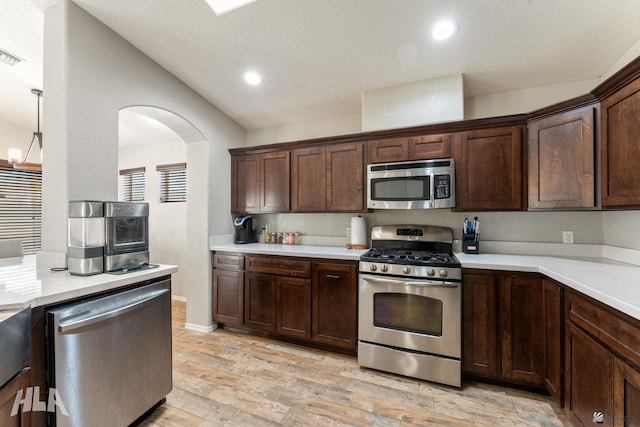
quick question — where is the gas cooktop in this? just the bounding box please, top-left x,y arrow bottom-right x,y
360,249 -> 459,267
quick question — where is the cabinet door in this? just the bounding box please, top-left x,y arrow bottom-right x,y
231,154 -> 260,213
244,273 -> 276,332
454,126 -> 524,211
462,272 -> 499,377
614,358 -> 640,427
543,279 -> 564,405
367,138 -> 409,163
312,262 -> 357,350
213,269 -> 244,327
0,368 -> 30,427
601,78 -> 640,208
327,142 -> 365,211
276,277 -> 311,339
408,134 -> 452,160
291,147 -> 327,211
566,323 -> 614,426
501,275 -> 544,385
528,106 -> 595,209
261,151 -> 290,212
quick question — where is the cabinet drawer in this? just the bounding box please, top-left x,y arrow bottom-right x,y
213,253 -> 244,270
566,291 -> 640,369
246,256 -> 311,278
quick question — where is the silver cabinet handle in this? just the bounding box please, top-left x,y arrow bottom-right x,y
58,288 -> 170,333
326,274 -> 340,279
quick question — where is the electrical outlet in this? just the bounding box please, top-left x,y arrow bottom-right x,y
562,231 -> 574,244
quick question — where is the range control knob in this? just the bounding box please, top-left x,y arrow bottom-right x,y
402,266 -> 411,275
439,269 -> 448,278
369,264 -> 377,272
381,264 -> 389,272
427,268 -> 436,277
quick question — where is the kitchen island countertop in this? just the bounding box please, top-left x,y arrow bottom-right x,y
0,252 -> 178,309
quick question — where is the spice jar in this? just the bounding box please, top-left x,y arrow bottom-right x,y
287,233 -> 295,245
265,232 -> 271,244
295,232 -> 302,245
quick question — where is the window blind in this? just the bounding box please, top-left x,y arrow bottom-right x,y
120,167 -> 146,201
0,161 -> 42,254
157,163 -> 186,203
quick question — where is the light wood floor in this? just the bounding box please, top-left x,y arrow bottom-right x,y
139,301 -> 572,426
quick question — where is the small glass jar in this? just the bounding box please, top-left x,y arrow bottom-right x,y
277,232 -> 284,244
265,232 -> 271,244
287,233 -> 295,245
295,232 -> 302,245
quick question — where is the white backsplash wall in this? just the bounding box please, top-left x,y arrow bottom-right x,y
255,210 -> 605,249
603,211 -> 640,250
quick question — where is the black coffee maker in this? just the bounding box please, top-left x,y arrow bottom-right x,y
233,215 -> 257,244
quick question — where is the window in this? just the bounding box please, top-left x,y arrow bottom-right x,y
157,163 -> 186,203
120,167 -> 146,201
0,161 -> 42,254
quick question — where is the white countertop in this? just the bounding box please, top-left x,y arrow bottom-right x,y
211,242 -> 640,322
210,242 -> 368,260
456,252 -> 640,321
0,252 -> 178,309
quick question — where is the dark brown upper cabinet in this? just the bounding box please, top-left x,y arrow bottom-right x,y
292,142 -> 365,212
367,133 -> 451,164
453,125 -> 525,211
600,77 -> 640,208
528,105 -> 596,210
231,151 -> 290,214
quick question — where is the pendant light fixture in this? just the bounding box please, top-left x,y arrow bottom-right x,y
24,88 -> 43,163
8,88 -> 43,170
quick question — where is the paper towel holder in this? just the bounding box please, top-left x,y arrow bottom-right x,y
347,215 -> 369,250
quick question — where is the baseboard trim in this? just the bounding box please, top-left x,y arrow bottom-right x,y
171,294 -> 187,302
185,322 -> 216,333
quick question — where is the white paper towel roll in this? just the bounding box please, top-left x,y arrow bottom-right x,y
350,216 -> 367,246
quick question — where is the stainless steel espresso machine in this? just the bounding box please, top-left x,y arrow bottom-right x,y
67,201 -> 150,275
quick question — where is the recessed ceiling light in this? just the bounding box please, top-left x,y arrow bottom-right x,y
431,19 -> 458,41
0,48 -> 23,66
204,0 -> 256,16
244,71 -> 262,86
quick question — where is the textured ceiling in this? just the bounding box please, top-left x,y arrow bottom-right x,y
2,0 -> 640,132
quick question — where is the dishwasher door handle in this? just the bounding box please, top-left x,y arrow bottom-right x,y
58,288 -> 170,333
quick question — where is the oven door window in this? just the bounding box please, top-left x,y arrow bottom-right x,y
373,293 -> 443,336
370,177 -> 430,201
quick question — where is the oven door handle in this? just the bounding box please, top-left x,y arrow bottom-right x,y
362,276 -> 459,288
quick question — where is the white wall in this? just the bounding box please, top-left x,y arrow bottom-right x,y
118,139 -> 188,299
43,0 -> 246,328
0,119 -> 38,163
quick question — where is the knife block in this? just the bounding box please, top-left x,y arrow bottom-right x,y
463,233 -> 479,254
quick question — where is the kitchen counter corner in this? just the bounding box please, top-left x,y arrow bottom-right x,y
210,243 -> 367,261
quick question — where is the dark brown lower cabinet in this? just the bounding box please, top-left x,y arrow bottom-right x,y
500,274 -> 544,384
463,270 -> 562,397
212,252 -> 358,353
0,368 -> 30,427
614,358 -> 640,427
565,289 -> 640,426
312,261 -> 357,351
245,273 -> 276,332
276,276 -> 311,339
566,323 -> 614,426
212,269 -> 244,327
462,272 -> 498,377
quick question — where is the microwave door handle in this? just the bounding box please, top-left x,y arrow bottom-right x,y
430,171 -> 435,207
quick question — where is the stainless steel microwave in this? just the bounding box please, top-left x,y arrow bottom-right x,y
367,158 -> 455,209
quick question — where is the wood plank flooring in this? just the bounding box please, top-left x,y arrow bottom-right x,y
139,301 -> 572,426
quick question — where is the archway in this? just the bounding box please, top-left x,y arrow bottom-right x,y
118,106 -> 206,300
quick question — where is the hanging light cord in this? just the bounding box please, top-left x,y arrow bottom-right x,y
23,89 -> 43,163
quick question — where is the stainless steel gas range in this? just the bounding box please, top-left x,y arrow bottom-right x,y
358,224 -> 462,387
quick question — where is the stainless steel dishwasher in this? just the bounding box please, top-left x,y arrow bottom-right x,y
47,279 -> 172,427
